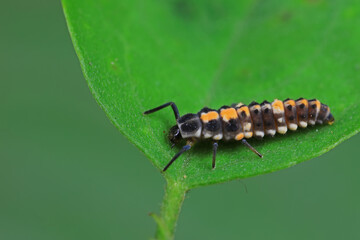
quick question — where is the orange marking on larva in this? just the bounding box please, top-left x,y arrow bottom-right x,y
315,100 -> 321,110
253,105 -> 261,110
286,100 -> 296,106
220,108 -> 238,121
200,111 -> 219,122
235,133 -> 244,140
237,106 -> 250,116
298,99 -> 308,107
272,100 -> 284,111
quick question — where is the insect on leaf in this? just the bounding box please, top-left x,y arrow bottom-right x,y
62,0 -> 360,189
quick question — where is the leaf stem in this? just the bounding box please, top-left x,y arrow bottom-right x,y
153,179 -> 187,240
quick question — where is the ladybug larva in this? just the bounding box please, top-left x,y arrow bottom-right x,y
143,98 -> 334,172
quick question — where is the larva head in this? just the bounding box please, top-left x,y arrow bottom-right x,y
168,125 -> 183,145
325,113 -> 335,125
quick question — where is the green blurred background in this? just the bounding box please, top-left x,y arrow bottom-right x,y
1,1 -> 359,239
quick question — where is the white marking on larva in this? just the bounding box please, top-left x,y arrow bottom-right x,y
266,129 -> 276,136
273,108 -> 284,114
244,123 -> 252,131
255,131 -> 264,138
261,104 -> 271,110
299,121 -> 307,128
245,132 -> 252,138
317,120 -> 323,124
194,128 -> 202,138
277,118 -> 283,123
204,132 -> 212,138
221,116 -> 229,122
309,120 -> 316,125
289,123 -> 298,131
277,126 -> 287,134
213,133 -> 223,140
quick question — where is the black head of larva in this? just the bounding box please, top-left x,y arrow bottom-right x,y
168,125 -> 183,145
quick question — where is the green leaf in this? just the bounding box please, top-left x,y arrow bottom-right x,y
62,0 -> 360,188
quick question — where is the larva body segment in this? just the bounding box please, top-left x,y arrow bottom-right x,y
271,99 -> 287,134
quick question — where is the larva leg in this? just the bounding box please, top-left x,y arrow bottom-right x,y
241,139 -> 263,158
212,142 -> 218,169
162,140 -> 193,172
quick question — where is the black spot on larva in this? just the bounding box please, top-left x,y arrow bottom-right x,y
287,105 -> 292,110
301,114 -> 306,119
288,116 -> 295,121
225,119 -> 239,132
296,97 -> 304,101
264,108 -> 270,113
205,119 -> 220,132
254,109 -> 259,114
312,104 -> 317,109
241,111 -> 246,118
256,123 -> 261,127
180,121 -> 199,132
266,121 -> 272,127
299,103 -> 305,109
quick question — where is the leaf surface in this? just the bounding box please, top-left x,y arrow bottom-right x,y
63,0 -> 360,188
